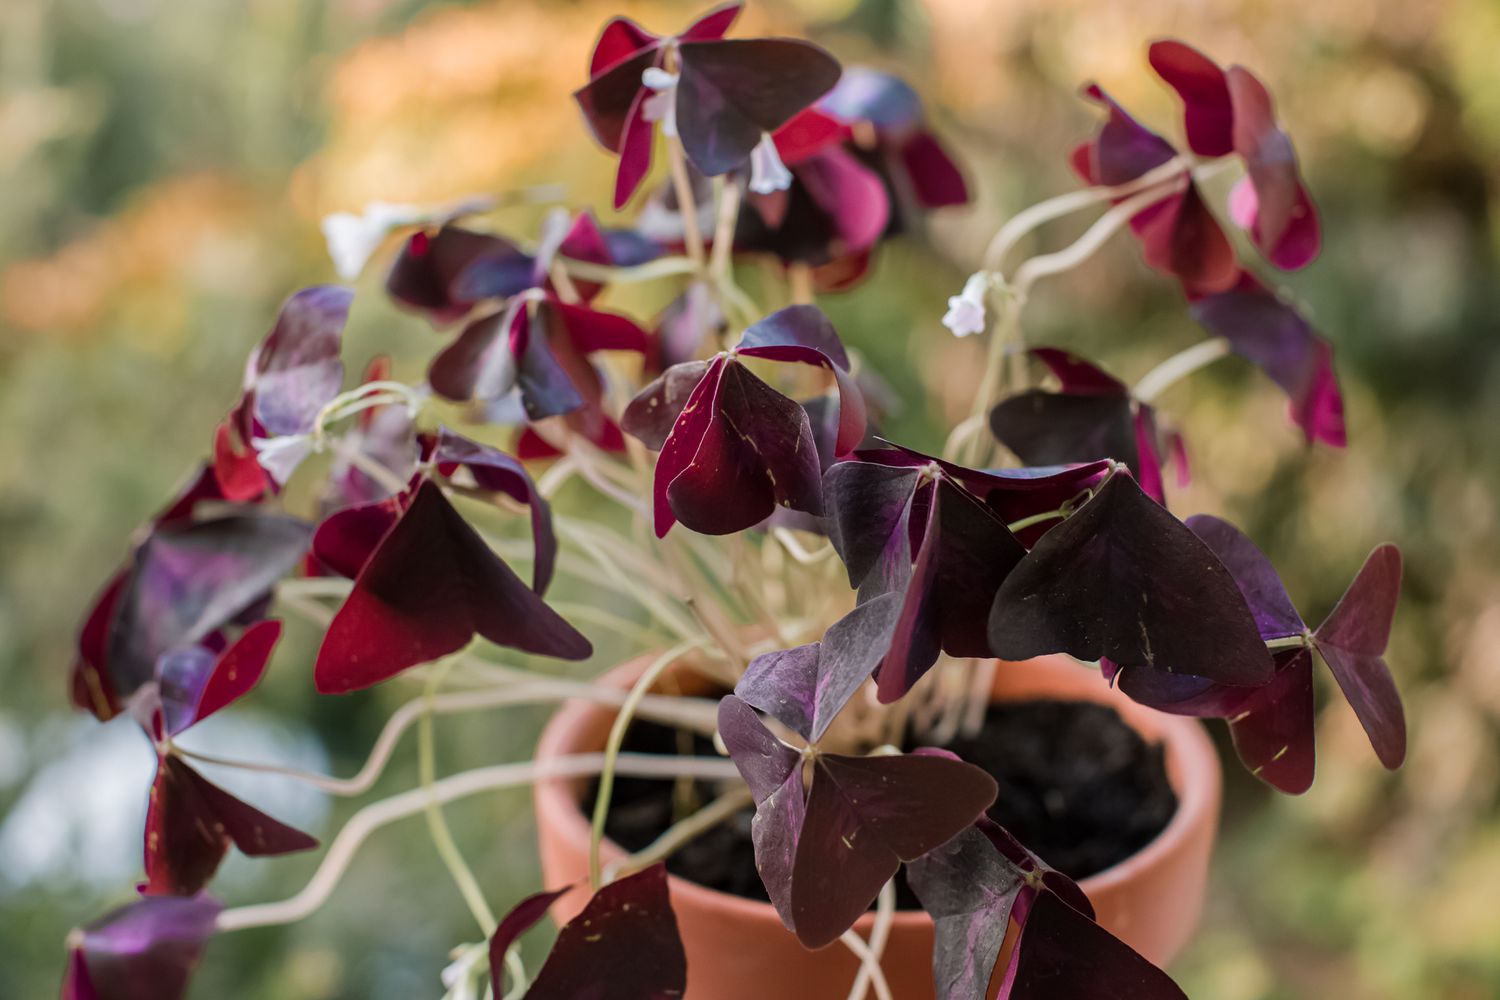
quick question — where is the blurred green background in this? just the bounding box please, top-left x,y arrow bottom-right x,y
2,0 -> 1498,997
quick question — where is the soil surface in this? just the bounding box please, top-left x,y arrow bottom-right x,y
583,698 -> 1177,908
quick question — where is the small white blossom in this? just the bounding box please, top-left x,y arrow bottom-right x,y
748,133 -> 793,195
319,201 -> 424,280
252,434 -> 314,485
641,66 -> 680,138
942,271 -> 992,338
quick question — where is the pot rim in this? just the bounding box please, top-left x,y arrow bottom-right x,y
534,652 -> 1219,932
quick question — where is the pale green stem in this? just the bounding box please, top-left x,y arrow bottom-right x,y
556,254 -> 700,285
1006,507 -> 1068,534
1133,337 -> 1232,404
178,677 -> 722,796
214,752 -> 741,933
982,157 -> 1189,272
419,656 -> 498,935
589,639 -> 708,888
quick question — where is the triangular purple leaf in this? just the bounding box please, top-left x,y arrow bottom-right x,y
1314,544 -> 1405,769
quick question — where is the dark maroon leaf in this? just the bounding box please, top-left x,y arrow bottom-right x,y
675,39 -> 841,176
1148,39 -> 1234,157
314,481 -> 590,693
1314,544 -> 1405,769
644,357 -> 824,537
789,750 -> 998,949
66,895 -> 221,1000
106,513 -> 311,705
312,493 -> 405,581
622,360 -> 712,450
1189,273 -> 1345,446
989,472 -> 1272,686
1001,890 -> 1186,1000
717,694 -> 804,801
824,460 -> 920,593
735,305 -> 866,453
387,226 -> 521,325
157,619 -> 281,736
144,754 -> 317,896
488,887 -> 572,998
990,390 -> 1137,472
1117,649 -> 1316,794
429,428 -> 556,593
246,286 -> 351,437
522,864 -> 687,1000
906,824 -> 1027,1000
736,146 -> 890,273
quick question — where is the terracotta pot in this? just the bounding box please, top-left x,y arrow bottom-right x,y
534,653 -> 1220,1000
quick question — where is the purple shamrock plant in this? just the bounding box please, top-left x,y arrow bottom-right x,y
58,12 -> 1402,1000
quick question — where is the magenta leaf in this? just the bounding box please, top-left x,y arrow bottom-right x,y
105,512 -> 311,705
675,38 -> 841,176
1147,39 -> 1234,157
246,285 -> 351,437
521,864 -> 687,999
65,894 -> 221,1000
487,887 -> 573,998
1001,890 -> 1186,1000
1189,273 -> 1346,446
738,145 -> 892,272
314,481 -> 589,693
157,619 -> 282,736
989,472 -> 1273,686
1314,544 -> 1405,769
428,428 -> 556,593
144,754 -> 317,896
1226,66 -> 1320,270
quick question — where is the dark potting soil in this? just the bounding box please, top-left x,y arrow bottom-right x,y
582,698 -> 1177,908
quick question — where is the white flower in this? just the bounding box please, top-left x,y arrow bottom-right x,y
252,434 -> 314,485
641,66 -> 680,138
942,271 -> 992,338
319,201 -> 424,280
748,133 -> 793,195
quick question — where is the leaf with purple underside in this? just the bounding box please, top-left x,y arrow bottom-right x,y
735,305 -> 866,454
246,286 -> 351,437
313,481 -> 590,694
989,473 -> 1272,686
1189,274 -> 1345,447
387,226 -> 522,325
1226,65 -> 1321,270
906,824 -> 1028,1000
521,864 -> 687,999
105,513 -> 311,705
66,894 -> 222,1000
157,619 -> 281,736
1314,544 -> 1405,769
